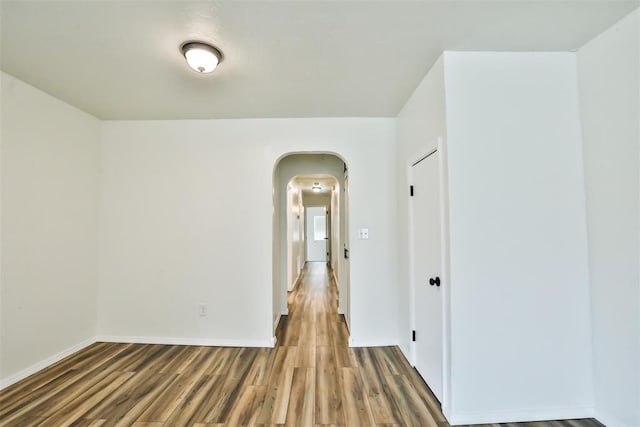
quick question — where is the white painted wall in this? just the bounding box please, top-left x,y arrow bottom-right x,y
396,55 -> 448,360
98,119 -> 398,347
444,52 -> 593,423
397,53 -> 597,424
577,10 -> 640,427
0,72 -> 99,386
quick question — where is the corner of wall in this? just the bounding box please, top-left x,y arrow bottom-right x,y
0,337 -> 96,390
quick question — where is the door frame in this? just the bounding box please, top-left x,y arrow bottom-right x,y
342,173 -> 350,330
272,152 -> 351,343
407,137 -> 452,414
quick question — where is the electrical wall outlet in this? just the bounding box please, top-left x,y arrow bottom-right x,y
358,228 -> 369,239
199,303 -> 208,317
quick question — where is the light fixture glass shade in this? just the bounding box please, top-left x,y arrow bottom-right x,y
181,42 -> 223,74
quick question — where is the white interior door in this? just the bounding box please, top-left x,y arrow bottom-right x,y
306,206 -> 327,261
411,150 -> 443,402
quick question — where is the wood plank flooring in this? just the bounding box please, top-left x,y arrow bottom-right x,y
1,262 -> 603,427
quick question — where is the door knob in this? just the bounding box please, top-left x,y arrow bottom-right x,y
429,278 -> 435,286
429,277 -> 441,287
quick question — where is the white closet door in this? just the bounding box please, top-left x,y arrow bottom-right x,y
411,150 -> 443,402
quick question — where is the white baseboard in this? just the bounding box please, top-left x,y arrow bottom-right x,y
348,337 -> 397,348
398,343 -> 413,365
0,337 -> 95,390
595,408 -> 634,427
95,335 -> 276,348
343,317 -> 351,333
447,406 -> 595,425
0,332 -> 281,391
332,272 -> 347,317
442,404 -> 453,422
288,272 -> 303,292
274,314 -> 282,333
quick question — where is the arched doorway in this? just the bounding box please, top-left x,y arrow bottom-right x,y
272,153 -> 350,340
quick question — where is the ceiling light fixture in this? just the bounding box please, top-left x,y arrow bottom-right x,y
180,41 -> 223,74
312,185 -> 322,193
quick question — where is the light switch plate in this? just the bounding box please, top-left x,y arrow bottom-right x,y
199,303 -> 208,317
358,228 -> 369,239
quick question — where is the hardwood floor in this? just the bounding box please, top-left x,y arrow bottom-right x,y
1,262 -> 602,427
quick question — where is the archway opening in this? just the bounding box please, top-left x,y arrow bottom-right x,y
272,153 -> 350,340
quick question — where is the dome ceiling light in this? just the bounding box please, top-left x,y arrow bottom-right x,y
180,41 -> 223,74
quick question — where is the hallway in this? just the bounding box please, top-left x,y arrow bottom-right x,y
274,261 -> 447,426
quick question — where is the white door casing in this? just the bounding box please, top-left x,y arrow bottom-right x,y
342,175 -> 351,330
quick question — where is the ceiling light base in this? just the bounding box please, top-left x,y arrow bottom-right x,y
180,41 -> 223,74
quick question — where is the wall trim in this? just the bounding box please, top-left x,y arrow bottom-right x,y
332,270 -> 345,315
96,335 -> 276,348
595,409 -> 634,427
0,337 -> 96,390
1,333 -> 279,391
348,337 -> 397,348
448,406 -> 595,425
399,343 -> 413,366
288,270 -> 304,292
274,314 -> 282,334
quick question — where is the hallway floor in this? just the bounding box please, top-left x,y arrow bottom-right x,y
274,262 -> 447,426
0,262 -> 603,426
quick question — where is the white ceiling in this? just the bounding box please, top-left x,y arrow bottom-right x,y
1,1 -> 637,120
